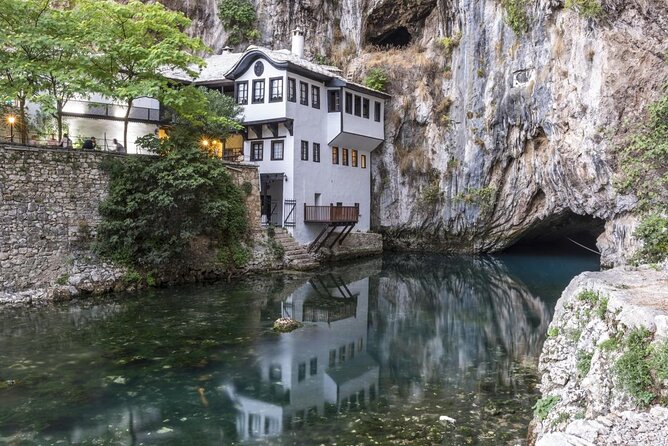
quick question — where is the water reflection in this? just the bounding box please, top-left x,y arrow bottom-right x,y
0,254 -> 597,445
224,273 -> 380,442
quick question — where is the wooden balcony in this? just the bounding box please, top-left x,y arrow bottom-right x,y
304,204 -> 359,224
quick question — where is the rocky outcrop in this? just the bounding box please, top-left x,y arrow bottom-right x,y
530,265 -> 668,445
165,0 -> 667,266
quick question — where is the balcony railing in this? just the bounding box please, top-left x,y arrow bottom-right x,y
304,204 -> 359,224
62,100 -> 161,122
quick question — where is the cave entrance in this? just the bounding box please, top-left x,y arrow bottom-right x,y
367,26 -> 412,48
504,211 -> 605,257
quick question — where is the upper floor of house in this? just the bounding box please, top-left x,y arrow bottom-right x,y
168,29 -> 390,153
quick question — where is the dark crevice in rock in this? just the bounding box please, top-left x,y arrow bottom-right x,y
367,26 -> 412,48
506,211 -> 606,255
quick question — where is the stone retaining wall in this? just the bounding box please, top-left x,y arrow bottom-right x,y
0,145 -> 261,297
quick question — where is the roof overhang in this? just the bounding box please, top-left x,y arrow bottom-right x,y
226,49 -> 331,83
326,79 -> 391,100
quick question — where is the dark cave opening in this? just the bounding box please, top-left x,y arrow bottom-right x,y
367,26 -> 412,48
503,211 -> 606,257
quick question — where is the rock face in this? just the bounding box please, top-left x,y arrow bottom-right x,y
530,265 -> 668,445
168,0 -> 667,266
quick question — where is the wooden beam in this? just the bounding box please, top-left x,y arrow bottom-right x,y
268,122 -> 279,138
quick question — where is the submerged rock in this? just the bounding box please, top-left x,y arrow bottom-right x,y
272,317 -> 302,333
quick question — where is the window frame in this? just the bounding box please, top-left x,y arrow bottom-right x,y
362,98 -> 370,119
351,149 -> 358,167
299,81 -> 309,105
332,146 -> 339,165
235,81 -> 248,105
328,90 -> 341,112
252,79 -> 265,104
269,77 -> 284,102
361,154 -> 367,169
354,95 -> 361,117
313,143 -> 320,162
250,141 -> 264,161
301,140 -> 309,161
342,148 -> 349,166
287,77 -> 296,102
345,92 -> 353,114
271,140 -> 284,160
311,85 -> 320,109
374,101 -> 381,122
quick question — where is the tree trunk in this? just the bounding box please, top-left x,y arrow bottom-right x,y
123,99 -> 133,150
56,99 -> 63,140
18,96 -> 27,144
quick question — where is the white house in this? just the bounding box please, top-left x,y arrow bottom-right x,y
221,274 -> 379,441
221,32 -> 389,248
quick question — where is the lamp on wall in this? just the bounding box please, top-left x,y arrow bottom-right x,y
283,173 -> 288,182
7,115 -> 16,143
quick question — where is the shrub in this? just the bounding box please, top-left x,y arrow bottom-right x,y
633,213 -> 668,265
576,350 -> 594,378
615,327 -> 655,407
533,395 -> 560,421
547,326 -> 560,337
363,68 -> 389,92
502,0 -> 529,35
241,181 -> 254,195
421,181 -> 443,206
454,186 -> 497,212
97,135 -> 249,272
651,339 -> 668,380
437,33 -> 461,55
218,0 -> 258,46
565,0 -> 603,18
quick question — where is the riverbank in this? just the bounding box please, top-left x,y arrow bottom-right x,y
530,264 -> 668,445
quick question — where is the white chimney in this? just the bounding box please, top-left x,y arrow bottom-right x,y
221,46 -> 233,54
291,27 -> 305,58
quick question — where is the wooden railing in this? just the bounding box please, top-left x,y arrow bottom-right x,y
304,204 -> 359,223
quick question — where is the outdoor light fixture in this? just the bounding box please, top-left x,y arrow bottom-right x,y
201,139 -> 209,147
7,115 -> 16,143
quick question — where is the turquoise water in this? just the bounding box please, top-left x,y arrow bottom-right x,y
0,253 -> 599,445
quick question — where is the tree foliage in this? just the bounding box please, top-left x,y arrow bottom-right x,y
363,68 -> 389,92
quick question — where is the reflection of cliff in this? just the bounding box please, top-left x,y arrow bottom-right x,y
223,275 -> 379,442
370,255 -> 551,388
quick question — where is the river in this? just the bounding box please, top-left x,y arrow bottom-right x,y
0,251 -> 599,445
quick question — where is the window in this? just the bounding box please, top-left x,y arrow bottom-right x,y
251,141 -> 263,161
342,148 -> 349,166
301,140 -> 309,161
374,101 -> 381,122
345,92 -> 353,114
339,345 -> 346,363
313,143 -> 320,162
329,349 -> 336,367
269,77 -> 283,102
271,140 -> 284,160
312,85 -> 320,108
362,98 -> 370,118
298,362 -> 306,382
252,79 -> 265,103
328,90 -> 341,112
354,95 -> 361,116
300,81 -> 309,105
269,364 -> 282,381
332,146 -> 339,164
349,342 -> 355,359
310,357 -> 317,375
235,81 -> 248,105
351,149 -> 358,167
288,78 -> 296,102
361,154 -> 367,169
358,338 -> 363,352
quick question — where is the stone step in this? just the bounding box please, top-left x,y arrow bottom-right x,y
288,253 -> 313,261
285,248 -> 308,254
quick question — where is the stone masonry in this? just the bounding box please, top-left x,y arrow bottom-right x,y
0,145 -> 261,296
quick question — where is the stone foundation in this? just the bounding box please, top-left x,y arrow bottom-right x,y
316,231 -> 383,261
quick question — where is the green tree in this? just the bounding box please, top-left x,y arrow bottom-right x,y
77,0 -> 207,149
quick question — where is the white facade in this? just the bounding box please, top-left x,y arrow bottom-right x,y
223,47 -> 388,245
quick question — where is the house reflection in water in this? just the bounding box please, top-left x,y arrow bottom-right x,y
222,274 -> 379,442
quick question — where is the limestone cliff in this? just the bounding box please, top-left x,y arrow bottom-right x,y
166,0 -> 668,266
529,265 -> 668,445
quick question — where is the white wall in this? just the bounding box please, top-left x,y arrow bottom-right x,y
341,88 -> 384,141
235,58 -> 288,122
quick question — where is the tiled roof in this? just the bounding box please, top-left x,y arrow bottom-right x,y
163,46 -> 389,98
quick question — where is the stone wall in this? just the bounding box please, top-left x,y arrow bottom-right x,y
0,145 -> 262,298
